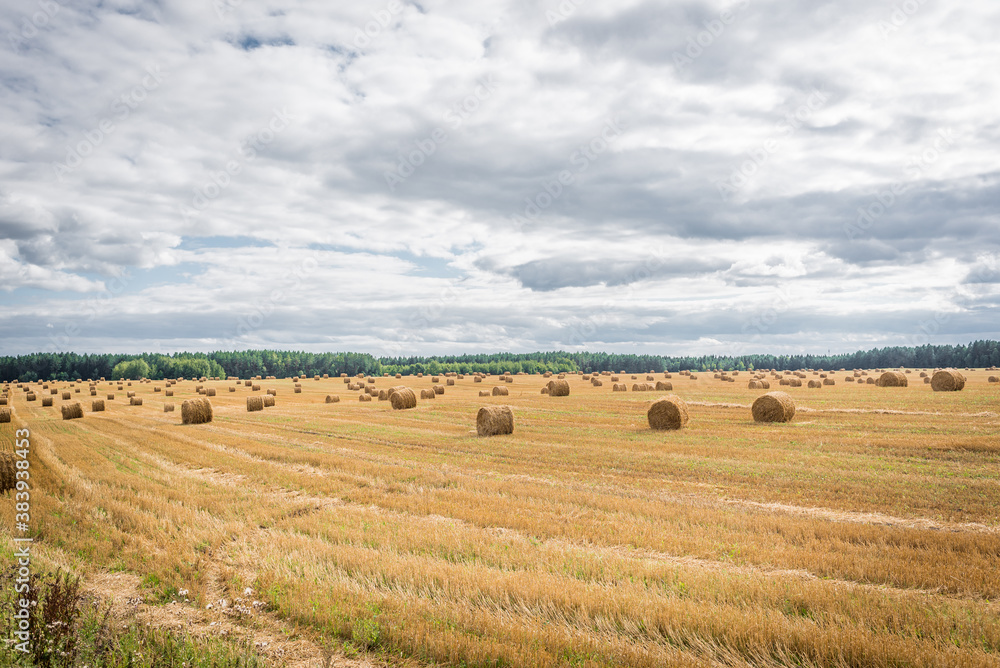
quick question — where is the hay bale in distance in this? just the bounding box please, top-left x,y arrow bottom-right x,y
91,400 -> 105,412
0,452 -> 16,492
164,403 -> 175,412
647,395 -> 689,430
326,395 -> 340,403
181,398 -> 213,424
492,386 -> 509,396
247,396 -> 264,412
655,381 -> 673,391
206,388 -> 217,397
540,387 -> 549,394
807,380 -> 822,388
61,391 -> 71,400
434,385 -> 445,395
0,407 -> 11,424
42,397 -> 53,407
130,397 -> 143,406
752,392 -> 795,423
263,395 -> 275,407
612,383 -> 627,392
420,389 -> 436,399
547,380 -> 570,396
107,393 -> 115,400
479,390 -> 491,397
931,369 -> 966,392
876,371 -> 908,387
823,378 -> 835,386
989,376 -> 999,383
61,402 -> 84,420
359,394 -> 372,402
390,388 -> 417,410
477,405 -> 514,437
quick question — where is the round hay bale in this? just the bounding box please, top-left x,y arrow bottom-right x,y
823,378 -> 835,386
130,397 -> 143,406
206,388 -> 217,397
778,379 -> 789,386
546,380 -> 570,396
989,376 -> 999,383
326,395 -> 340,403
655,381 -> 673,391
788,379 -> 802,387
434,385 -> 445,395
612,383 -> 627,392
247,396 -> 264,412
866,377 -> 876,384
876,371 -> 908,387
592,379 -> 603,386
474,376 -> 483,383
647,395 -> 689,430
61,391 -> 71,400
390,388 -> 417,410
931,369 -> 966,392
479,390 -> 491,397
181,398 -> 213,424
91,400 -> 105,412
107,393 -> 115,400
477,405 -> 513,437
420,389 -> 436,399
378,389 -> 389,401
492,386 -> 509,396
752,392 -> 795,423
61,402 -> 84,420
294,387 -> 302,394
263,395 -> 275,407
807,380 -> 822,388
0,407 -> 12,424
164,403 -> 175,412
431,376 -> 440,383
0,452 -> 16,493
42,397 -> 53,407
540,387 -> 549,394
446,378 -> 455,386
228,386 -> 236,392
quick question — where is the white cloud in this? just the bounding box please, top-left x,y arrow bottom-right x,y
0,0 -> 998,355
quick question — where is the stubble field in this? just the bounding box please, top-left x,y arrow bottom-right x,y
2,369 -> 1000,667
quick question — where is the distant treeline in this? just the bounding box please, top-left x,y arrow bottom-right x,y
1,341 -> 998,382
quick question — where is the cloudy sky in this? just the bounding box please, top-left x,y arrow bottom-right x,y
1,0 -> 998,358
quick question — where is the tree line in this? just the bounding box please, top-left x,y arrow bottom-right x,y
1,341 -> 998,382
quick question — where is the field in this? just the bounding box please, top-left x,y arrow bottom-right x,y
2,369 -> 1000,667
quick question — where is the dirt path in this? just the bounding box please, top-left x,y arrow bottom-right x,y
81,569 -> 383,668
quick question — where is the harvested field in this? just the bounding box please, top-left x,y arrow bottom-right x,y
1,370 -> 999,667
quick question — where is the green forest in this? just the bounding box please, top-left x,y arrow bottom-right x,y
1,341 -> 998,382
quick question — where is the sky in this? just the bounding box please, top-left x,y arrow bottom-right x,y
1,0 -> 998,358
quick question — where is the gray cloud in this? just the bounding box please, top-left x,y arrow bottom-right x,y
0,0 -> 997,354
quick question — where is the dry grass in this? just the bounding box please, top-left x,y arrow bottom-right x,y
2,370 -> 1000,667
